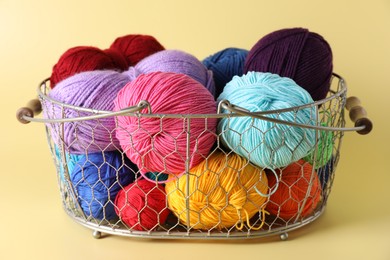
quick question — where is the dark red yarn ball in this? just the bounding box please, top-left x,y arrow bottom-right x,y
115,179 -> 170,231
50,34 -> 164,88
50,46 -> 128,88
244,28 -> 333,101
110,34 -> 165,66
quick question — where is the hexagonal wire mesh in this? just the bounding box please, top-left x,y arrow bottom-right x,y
37,74 -> 352,240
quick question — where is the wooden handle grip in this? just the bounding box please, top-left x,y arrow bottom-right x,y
16,98 -> 42,124
346,96 -> 373,135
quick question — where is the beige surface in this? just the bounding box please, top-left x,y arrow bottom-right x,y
1,0 -> 389,259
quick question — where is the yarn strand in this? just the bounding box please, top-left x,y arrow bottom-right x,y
235,208 -> 270,231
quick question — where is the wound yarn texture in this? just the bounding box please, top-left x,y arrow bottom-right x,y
244,27 -> 333,101
203,47 -> 248,98
114,71 -> 217,177
46,70 -> 131,154
115,179 -> 170,231
110,34 -> 165,66
165,152 -> 269,230
217,71 -> 317,169
70,150 -> 138,220
124,49 -> 215,96
266,159 -> 322,220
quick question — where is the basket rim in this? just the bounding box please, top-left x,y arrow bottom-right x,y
37,73 -> 347,121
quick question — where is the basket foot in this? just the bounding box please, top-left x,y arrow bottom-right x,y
280,232 -> 289,241
93,230 -> 102,239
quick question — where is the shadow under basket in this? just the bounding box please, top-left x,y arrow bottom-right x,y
17,73 -> 372,241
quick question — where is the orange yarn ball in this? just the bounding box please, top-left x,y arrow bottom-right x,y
266,159 -> 322,220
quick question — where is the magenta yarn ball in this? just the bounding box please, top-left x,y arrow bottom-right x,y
244,27 -> 333,101
114,71 -> 217,177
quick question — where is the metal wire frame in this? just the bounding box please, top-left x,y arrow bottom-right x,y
34,74 -> 350,240
26,74 -> 363,133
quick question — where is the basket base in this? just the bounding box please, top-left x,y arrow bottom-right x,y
63,205 -> 326,241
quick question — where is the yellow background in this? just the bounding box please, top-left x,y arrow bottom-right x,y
1,0 -> 389,259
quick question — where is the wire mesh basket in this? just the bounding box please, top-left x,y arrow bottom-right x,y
17,73 -> 372,240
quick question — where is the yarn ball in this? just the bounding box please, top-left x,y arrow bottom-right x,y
46,70 -> 130,154
217,72 -> 316,169
165,152 -> 269,230
244,27 -> 333,101
203,47 -> 248,97
50,46 -> 128,88
54,146 -> 82,181
115,179 -> 170,231
125,49 -> 215,96
114,71 -> 217,176
303,123 -> 334,168
317,156 -> 335,191
70,150 -> 138,220
110,34 -> 165,66
266,159 -> 322,220
144,172 -> 170,183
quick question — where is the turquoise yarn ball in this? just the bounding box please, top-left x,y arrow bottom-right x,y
54,146 -> 82,181
217,72 -> 317,169
144,172 -> 169,183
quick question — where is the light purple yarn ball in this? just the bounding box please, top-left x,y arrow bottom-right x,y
45,70 -> 130,154
124,49 -> 216,97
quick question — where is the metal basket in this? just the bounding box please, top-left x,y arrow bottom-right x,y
17,73 -> 372,240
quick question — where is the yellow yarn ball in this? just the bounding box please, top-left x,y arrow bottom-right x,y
165,152 -> 269,230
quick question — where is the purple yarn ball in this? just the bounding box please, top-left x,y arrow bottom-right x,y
45,70 -> 130,154
124,49 -> 215,96
244,27 -> 333,101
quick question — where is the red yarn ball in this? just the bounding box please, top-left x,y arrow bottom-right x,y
115,179 -> 170,231
50,46 -> 128,88
266,159 -> 322,220
110,34 -> 165,66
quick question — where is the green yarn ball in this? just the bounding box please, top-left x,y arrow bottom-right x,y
304,123 -> 333,169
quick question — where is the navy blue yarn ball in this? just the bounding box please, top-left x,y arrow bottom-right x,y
70,150 -> 138,220
317,156 -> 335,191
203,47 -> 248,98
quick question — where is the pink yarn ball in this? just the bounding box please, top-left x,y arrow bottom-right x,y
114,72 -> 217,178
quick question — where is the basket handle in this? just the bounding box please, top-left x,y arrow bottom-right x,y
219,99 -> 373,134
16,98 -> 152,124
16,98 -> 42,124
345,96 -> 373,135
